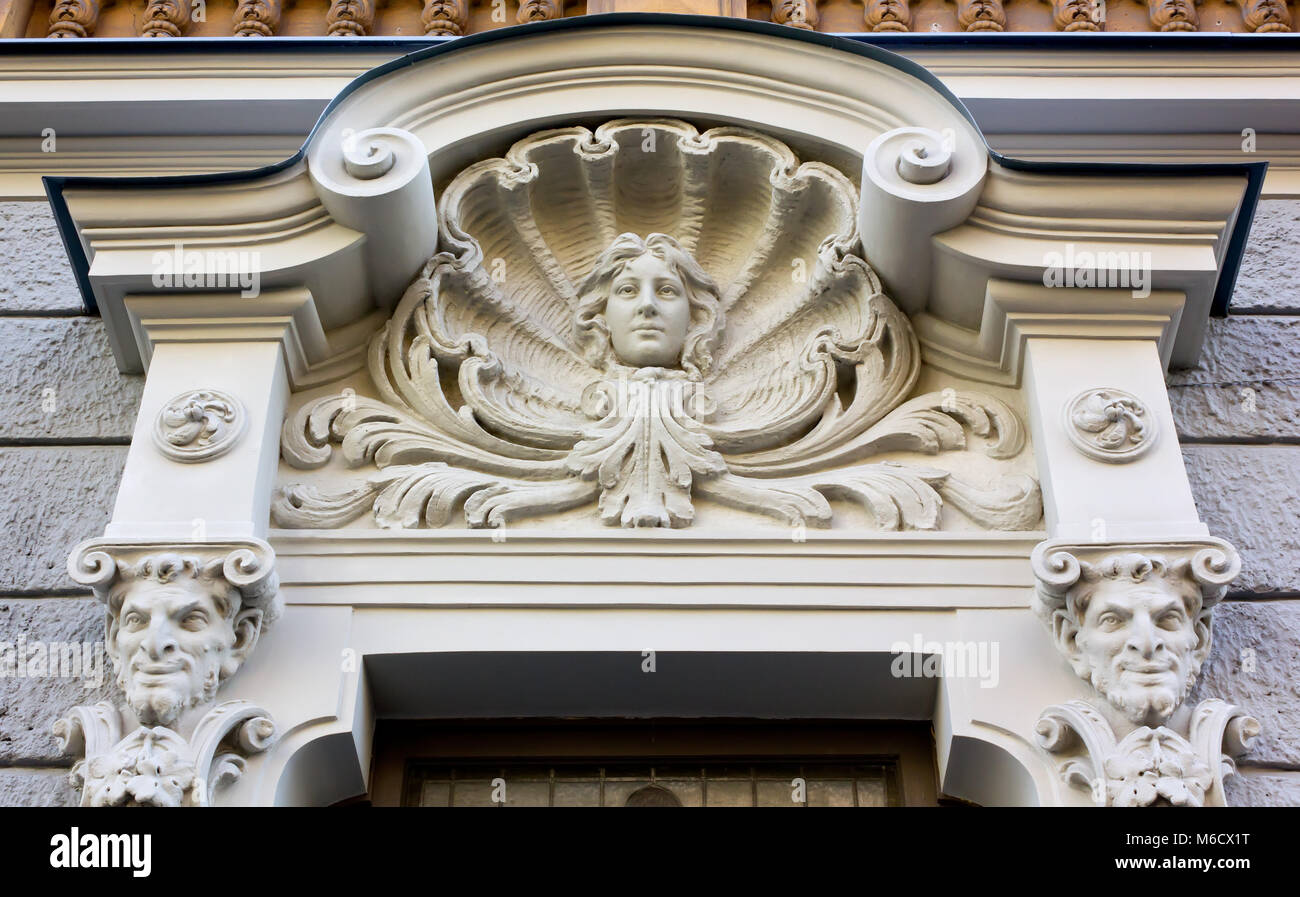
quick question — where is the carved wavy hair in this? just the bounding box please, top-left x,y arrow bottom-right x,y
1034,553 -> 1215,627
574,232 -> 724,379
104,554 -> 280,629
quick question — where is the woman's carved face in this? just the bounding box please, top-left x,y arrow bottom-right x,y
604,253 -> 691,368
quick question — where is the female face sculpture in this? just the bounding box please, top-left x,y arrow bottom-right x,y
575,232 -> 723,378
604,252 -> 692,369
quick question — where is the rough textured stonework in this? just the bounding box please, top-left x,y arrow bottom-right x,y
1224,769 -> 1300,807
0,318 -> 143,441
1182,445 -> 1300,595
0,597 -> 114,765
1232,200 -> 1300,313
0,447 -> 128,594
1190,598 -> 1300,767
0,202 -> 84,315
0,768 -> 77,808
1168,316 -> 1300,441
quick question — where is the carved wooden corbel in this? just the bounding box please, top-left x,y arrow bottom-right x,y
772,0 -> 819,30
326,0 -> 374,36
517,0 -> 563,22
864,0 -> 911,31
1047,0 -> 1101,30
47,0 -> 100,37
1148,0 -> 1198,30
957,0 -> 1006,30
141,0 -> 192,36
1238,0 -> 1291,31
422,0 -> 469,35
233,0 -> 282,35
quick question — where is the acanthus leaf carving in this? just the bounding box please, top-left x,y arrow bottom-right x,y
279,120 -> 1042,534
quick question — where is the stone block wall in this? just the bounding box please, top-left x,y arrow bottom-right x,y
0,197 -> 1295,806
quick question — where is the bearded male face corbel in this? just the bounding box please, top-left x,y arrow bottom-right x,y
106,557 -> 266,727
1033,545 -> 1235,731
69,541 -> 280,729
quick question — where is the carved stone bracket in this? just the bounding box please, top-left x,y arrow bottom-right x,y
1063,387 -> 1156,463
141,0 -> 192,36
422,0 -> 468,35
1047,0 -> 1101,30
153,389 -> 247,463
1149,0 -> 1198,30
1238,0 -> 1291,31
518,0 -> 563,22
1030,538 -> 1257,805
55,700 -> 276,807
233,0 -> 282,35
326,0 -> 373,36
864,0 -> 911,31
47,0 -> 101,37
772,0 -> 818,30
59,538 -> 281,806
957,0 -> 1006,31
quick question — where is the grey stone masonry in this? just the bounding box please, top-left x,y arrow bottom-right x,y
0,202 -> 84,315
1233,199 -> 1300,313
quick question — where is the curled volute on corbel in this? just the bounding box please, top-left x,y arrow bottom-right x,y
1148,0 -> 1198,30
864,0 -> 911,31
47,0 -> 101,37
772,0 -> 819,29
1238,0 -> 1291,31
326,0 -> 374,35
141,0 -> 192,36
517,0 -> 562,22
957,0 -> 1006,30
233,0 -> 282,35
1048,0 -> 1101,30
422,0 -> 469,35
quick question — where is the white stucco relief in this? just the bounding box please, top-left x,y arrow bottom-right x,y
274,120 -> 1042,533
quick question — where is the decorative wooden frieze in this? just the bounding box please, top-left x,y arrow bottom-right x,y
421,0 -> 469,35
1238,0 -> 1291,31
233,0 -> 281,35
1031,540 -> 1259,806
772,0 -> 818,30
279,119 -> 1042,534
1063,387 -> 1156,463
957,0 -> 1006,31
57,539 -> 282,806
517,0 -> 563,22
47,0 -> 100,37
1048,0 -> 1101,30
141,0 -> 192,36
864,0 -> 911,31
1148,0 -> 1198,30
326,0 -> 373,36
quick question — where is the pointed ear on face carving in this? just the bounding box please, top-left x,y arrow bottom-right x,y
1051,607 -> 1092,679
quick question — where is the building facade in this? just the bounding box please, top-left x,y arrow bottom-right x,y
0,14 -> 1297,807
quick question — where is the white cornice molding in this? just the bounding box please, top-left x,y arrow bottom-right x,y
48,23 -> 1254,380
1,38 -> 1297,197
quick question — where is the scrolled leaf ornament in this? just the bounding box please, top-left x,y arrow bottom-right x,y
277,120 -> 1042,533
1064,387 -> 1156,463
153,389 -> 247,463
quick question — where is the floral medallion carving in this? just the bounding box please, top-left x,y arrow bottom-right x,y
277,120 -> 1041,533
1031,540 -> 1259,806
154,389 -> 247,463
1063,387 -> 1156,463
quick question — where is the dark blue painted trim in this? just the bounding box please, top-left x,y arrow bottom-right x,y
39,14 -> 1267,317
